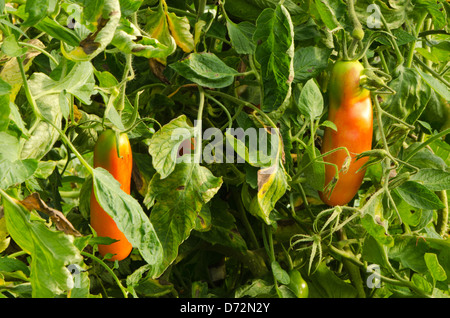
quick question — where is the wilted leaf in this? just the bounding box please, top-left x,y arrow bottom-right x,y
165,10 -> 194,53
20,192 -> 81,237
112,20 -> 176,59
249,130 -> 289,224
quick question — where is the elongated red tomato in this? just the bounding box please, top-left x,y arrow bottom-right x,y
319,60 -> 373,206
90,130 -> 133,261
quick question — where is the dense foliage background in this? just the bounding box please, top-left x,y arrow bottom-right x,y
0,0 -> 449,299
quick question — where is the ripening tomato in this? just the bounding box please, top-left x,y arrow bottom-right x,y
90,130 -> 133,261
319,60 -> 373,206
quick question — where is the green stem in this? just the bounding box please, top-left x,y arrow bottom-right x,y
379,11 -> 404,66
290,146 -> 350,184
414,55 -> 450,88
328,244 -> 431,298
195,86 -> 206,163
80,251 -> 128,298
403,128 -> 450,163
18,41 -> 59,65
232,190 -> 260,250
205,94 -> 233,130
17,56 -> 43,122
207,90 -> 278,129
436,190 -> 448,237
339,230 -> 366,298
406,12 -> 427,68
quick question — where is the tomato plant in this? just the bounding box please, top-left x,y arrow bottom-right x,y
0,0 -> 449,301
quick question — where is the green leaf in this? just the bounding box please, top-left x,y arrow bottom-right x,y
253,5 -> 294,112
169,52 -> 239,88
226,20 -> 256,55
301,146 -> 325,191
309,262 -> 357,298
360,190 -> 394,246
148,115 -> 194,179
194,198 -> 247,252
0,96 -> 10,132
396,181 -> 445,210
295,78 -> 323,121
23,0 -> 55,26
21,62 -> 94,160
1,192 -> 82,298
415,66 -> 450,102
361,235 -> 390,270
313,0 -> 341,31
0,159 -> 38,190
409,168 -> 450,191
271,261 -> 290,285
144,162 -> 222,276
92,168 -> 163,277
0,132 -> 20,161
1,34 -> 27,57
389,236 -> 430,274
224,131 -> 273,167
381,67 -> 431,126
119,0 -> 143,16
293,46 -> 332,83
424,253 -> 447,282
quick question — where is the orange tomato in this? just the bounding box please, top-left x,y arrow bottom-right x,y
90,130 -> 133,261
319,60 -> 373,206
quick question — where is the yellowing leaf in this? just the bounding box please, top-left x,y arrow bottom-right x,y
165,10 -> 195,53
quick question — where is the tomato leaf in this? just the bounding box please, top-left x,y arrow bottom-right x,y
253,4 -> 294,112
169,52 -> 239,88
112,20 -> 176,59
165,10 -> 194,53
409,168 -> 450,191
360,190 -> 394,246
294,78 -> 323,121
226,20 -> 256,55
395,181 -> 445,210
293,46 -> 332,83
144,162 -> 222,276
148,115 -> 194,179
249,149 -> 289,224
0,159 -> 38,190
424,253 -> 447,282
1,191 -> 82,298
92,168 -> 163,277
